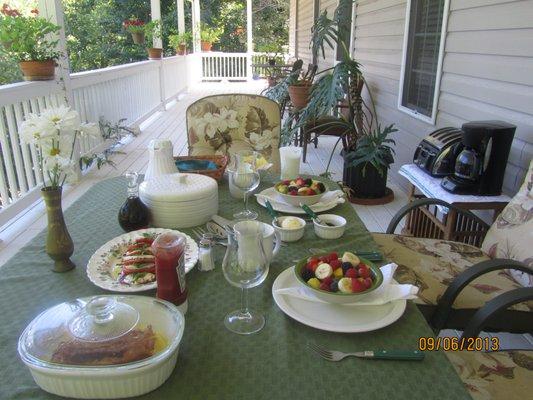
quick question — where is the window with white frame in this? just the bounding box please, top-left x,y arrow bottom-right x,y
399,0 -> 449,123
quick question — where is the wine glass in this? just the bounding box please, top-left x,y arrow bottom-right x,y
229,150 -> 260,220
222,221 -> 269,335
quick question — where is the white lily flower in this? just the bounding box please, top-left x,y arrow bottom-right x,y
19,115 -> 57,144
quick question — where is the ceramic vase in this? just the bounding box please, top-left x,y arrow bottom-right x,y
42,187 -> 75,272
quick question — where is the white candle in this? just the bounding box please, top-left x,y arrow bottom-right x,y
279,146 -> 302,180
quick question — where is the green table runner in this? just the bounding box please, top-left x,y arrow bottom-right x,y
0,175 -> 470,400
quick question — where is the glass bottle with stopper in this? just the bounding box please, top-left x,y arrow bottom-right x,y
118,171 -> 150,232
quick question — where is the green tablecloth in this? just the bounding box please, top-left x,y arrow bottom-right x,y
0,175 -> 471,400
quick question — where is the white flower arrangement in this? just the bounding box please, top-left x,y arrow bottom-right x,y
20,105 -> 100,188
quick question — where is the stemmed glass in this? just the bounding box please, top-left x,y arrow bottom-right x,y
222,221 -> 269,334
229,150 -> 260,220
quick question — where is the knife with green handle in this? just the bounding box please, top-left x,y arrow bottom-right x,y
265,200 -> 279,226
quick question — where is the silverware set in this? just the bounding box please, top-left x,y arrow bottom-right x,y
308,343 -> 424,362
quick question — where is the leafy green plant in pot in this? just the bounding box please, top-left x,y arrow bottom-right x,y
344,124 -> 397,198
144,20 -> 163,59
169,32 -> 191,55
0,5 -> 61,81
200,25 -> 223,52
123,17 -> 146,44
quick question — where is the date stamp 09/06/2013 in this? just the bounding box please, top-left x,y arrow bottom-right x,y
418,336 -> 500,352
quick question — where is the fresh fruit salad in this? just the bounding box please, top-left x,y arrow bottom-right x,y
300,252 -> 376,294
275,177 -> 326,196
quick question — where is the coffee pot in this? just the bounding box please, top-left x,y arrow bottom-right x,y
144,139 -> 178,181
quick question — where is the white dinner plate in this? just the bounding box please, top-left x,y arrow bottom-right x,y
256,187 -> 341,214
87,228 -> 198,292
272,267 -> 407,333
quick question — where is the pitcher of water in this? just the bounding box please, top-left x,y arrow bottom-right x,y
221,222 -> 269,335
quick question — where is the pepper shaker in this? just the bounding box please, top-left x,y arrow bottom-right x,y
198,238 -> 215,272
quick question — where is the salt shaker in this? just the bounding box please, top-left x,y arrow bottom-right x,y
198,238 -> 215,272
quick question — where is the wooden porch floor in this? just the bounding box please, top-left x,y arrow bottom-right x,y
1,81 -> 531,348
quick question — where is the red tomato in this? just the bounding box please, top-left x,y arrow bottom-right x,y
345,268 -> 358,279
330,259 -> 342,270
307,260 -> 319,272
328,252 -> 338,262
351,278 -> 366,293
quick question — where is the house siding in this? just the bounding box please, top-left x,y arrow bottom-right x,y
291,0 -> 533,195
294,0 -> 315,65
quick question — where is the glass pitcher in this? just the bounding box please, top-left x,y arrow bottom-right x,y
222,222 -> 269,335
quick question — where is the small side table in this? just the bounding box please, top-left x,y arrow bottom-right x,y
398,164 -> 510,243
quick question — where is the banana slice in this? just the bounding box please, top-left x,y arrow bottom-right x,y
341,252 -> 360,267
315,263 -> 333,280
338,277 -> 353,293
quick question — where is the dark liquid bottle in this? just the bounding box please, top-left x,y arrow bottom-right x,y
118,172 -> 150,231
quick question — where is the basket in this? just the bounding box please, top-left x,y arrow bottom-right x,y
174,155 -> 228,181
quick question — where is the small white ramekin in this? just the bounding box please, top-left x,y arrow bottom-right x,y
313,214 -> 346,239
272,216 -> 306,242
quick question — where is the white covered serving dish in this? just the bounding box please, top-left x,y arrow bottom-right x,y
18,295 -> 185,399
139,173 -> 218,228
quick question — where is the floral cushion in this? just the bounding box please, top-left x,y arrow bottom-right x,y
186,94 -> 281,172
371,233 -> 532,312
446,350 -> 533,400
481,160 -> 533,287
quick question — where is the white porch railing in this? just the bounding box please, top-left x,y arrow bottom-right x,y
0,55 -> 193,225
201,52 -> 249,81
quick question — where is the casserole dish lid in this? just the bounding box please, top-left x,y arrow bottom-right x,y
139,173 -> 218,203
18,295 -> 184,369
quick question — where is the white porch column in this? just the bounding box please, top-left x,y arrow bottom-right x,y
150,0 -> 163,49
38,0 -> 73,105
191,0 -> 201,53
177,0 -> 185,34
246,0 -> 253,80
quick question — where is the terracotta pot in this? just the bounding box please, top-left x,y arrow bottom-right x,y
176,44 -> 187,55
19,60 -> 56,81
41,187 -> 75,272
148,48 -> 163,60
288,84 -> 311,110
201,41 -> 212,52
131,31 -> 145,44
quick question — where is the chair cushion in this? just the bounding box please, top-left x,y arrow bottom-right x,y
186,94 -> 281,172
481,160 -> 533,287
446,350 -> 533,400
371,233 -> 531,312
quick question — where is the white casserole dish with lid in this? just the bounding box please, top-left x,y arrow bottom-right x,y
18,295 -> 185,399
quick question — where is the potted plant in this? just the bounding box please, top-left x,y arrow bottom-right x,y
144,20 -> 163,59
0,5 -> 61,81
123,17 -> 145,44
200,25 -> 223,52
343,124 -> 396,198
288,78 -> 313,109
19,106 -> 100,272
169,32 -> 191,55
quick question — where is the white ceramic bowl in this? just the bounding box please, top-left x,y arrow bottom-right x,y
18,296 -> 185,399
272,216 -> 306,242
313,214 -> 346,239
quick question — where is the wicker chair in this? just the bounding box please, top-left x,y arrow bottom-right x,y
372,161 -> 533,332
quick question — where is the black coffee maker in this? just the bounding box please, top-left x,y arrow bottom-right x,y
441,121 -> 516,195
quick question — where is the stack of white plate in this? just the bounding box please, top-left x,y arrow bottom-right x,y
139,173 -> 218,228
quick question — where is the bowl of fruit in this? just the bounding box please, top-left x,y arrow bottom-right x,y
295,251 -> 383,304
274,177 -> 328,206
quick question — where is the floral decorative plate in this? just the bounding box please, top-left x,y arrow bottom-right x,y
86,228 -> 199,292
